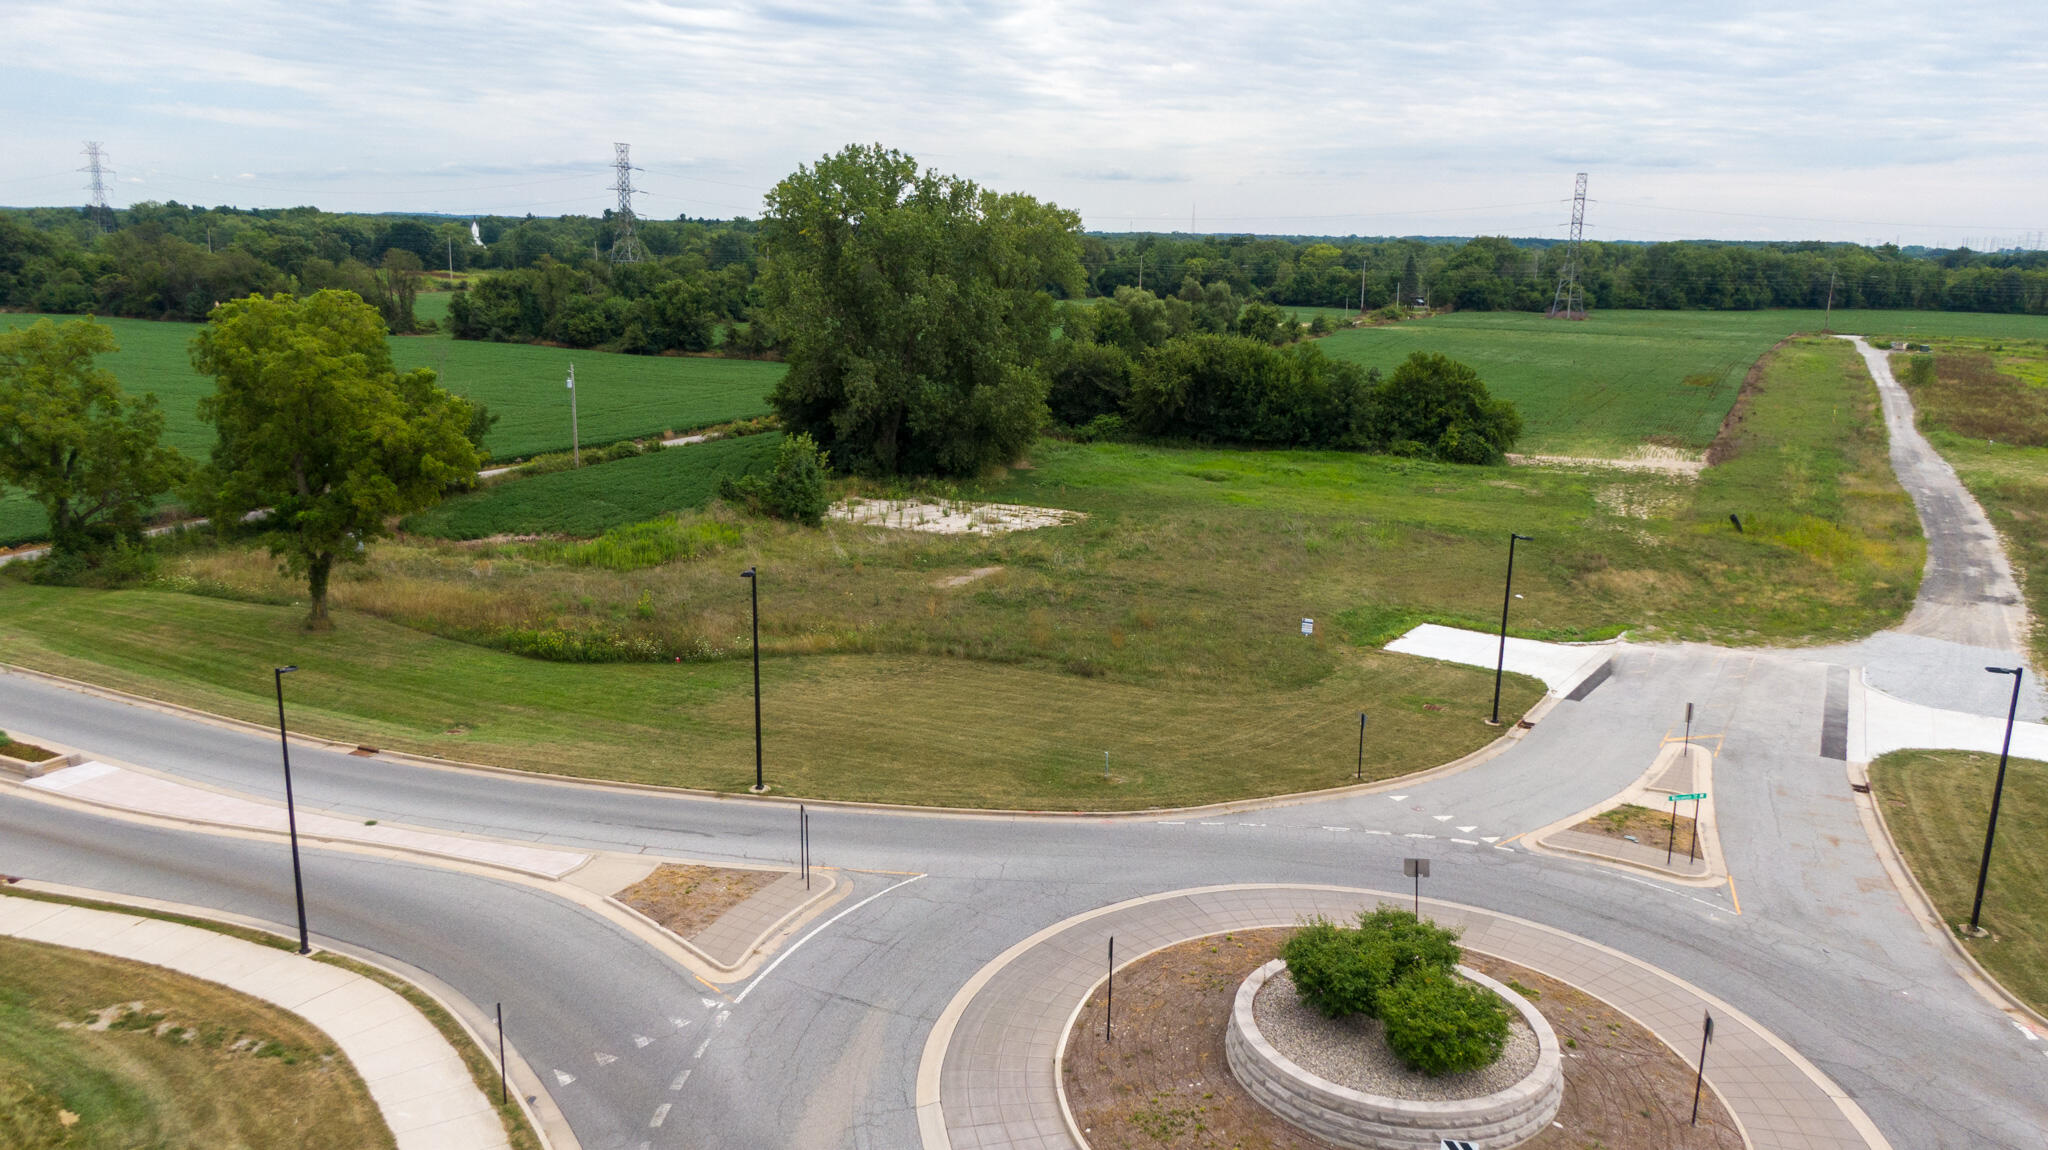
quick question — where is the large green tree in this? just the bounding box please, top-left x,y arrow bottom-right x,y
757,144 -> 1085,476
191,290 -> 481,628
0,318 -> 189,563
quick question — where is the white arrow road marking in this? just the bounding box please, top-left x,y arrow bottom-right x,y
594,1051 -> 617,1066
715,1010 -> 730,1028
700,998 -> 720,1010
693,1037 -> 712,1059
1388,795 -> 1408,802
554,1069 -> 576,1086
670,1070 -> 692,1090
650,1103 -> 671,1128
634,1035 -> 653,1048
1457,826 -> 1477,833
1432,815 -> 1453,822
1480,836 -> 1500,843
670,1017 -> 691,1029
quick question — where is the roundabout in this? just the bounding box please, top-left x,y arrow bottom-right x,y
919,885 -> 1885,1150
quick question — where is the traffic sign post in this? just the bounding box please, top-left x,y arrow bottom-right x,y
1403,857 -> 1430,915
1666,793 -> 1706,866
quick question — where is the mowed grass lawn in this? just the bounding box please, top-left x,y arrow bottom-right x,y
0,935 -> 393,1150
1870,750 -> 2048,1016
1318,308 -> 2048,458
0,313 -> 783,545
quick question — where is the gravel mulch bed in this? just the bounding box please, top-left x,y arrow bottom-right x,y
614,863 -> 778,938
1252,969 -> 1538,1100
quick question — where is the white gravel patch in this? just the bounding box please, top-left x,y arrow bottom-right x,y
1508,445 -> 1706,477
828,498 -> 1083,535
1252,969 -> 1537,1101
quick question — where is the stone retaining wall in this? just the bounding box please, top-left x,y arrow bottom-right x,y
1225,959 -> 1563,1150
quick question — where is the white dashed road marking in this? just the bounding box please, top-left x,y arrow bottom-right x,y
634,1035 -> 653,1048
1406,833 -> 1435,839
1452,838 -> 1479,845
670,1070 -> 692,1090
694,1037 -> 712,1059
650,1103 -> 671,1128
1365,829 -> 1391,835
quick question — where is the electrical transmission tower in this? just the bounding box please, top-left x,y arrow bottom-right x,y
610,143 -> 644,263
1548,172 -> 1588,320
79,142 -> 114,231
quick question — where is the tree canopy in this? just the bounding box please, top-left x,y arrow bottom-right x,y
191,290 -> 481,627
757,144 -> 1085,476
0,318 -> 189,570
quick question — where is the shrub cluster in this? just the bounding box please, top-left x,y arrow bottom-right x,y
717,432 -> 831,526
1280,908 -> 1509,1077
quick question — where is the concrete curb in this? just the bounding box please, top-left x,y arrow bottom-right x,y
0,658 -> 1543,821
599,868 -> 844,975
1850,758 -> 2048,1035
1522,740 -> 1729,889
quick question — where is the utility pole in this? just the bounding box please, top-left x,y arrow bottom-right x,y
1548,172 -> 1587,319
1360,259 -> 1369,314
1823,269 -> 1838,332
566,364 -> 580,467
447,236 -> 456,289
610,143 -> 644,263
79,142 -> 113,232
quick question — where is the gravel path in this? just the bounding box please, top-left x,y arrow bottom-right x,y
1251,968 -> 1537,1101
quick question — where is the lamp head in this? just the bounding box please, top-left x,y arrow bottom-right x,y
276,665 -> 298,675
1512,533 -> 1532,541
741,567 -> 756,579
1986,665 -> 2021,676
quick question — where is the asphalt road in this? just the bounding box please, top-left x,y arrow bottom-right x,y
3,336 -> 2045,1148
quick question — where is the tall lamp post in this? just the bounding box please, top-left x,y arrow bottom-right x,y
1967,665 -> 2025,934
742,567 -> 764,793
1490,533 -> 1533,726
272,666 -> 311,955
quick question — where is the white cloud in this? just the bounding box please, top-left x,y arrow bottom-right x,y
0,0 -> 2042,243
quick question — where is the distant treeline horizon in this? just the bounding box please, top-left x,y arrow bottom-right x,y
3,202 -> 2045,356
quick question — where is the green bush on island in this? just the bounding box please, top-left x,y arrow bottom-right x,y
1281,907 -> 1508,1077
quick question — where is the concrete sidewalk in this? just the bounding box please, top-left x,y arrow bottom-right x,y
0,895 -> 511,1150
21,759 -> 592,879
921,885 -> 1885,1150
1385,623 -> 1612,694
1856,678 -> 2048,762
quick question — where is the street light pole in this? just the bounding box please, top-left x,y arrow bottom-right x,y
1355,713 -> 1367,782
1490,533 -> 1532,726
742,567 -> 763,793
1968,666 -> 2025,934
272,666 -> 310,955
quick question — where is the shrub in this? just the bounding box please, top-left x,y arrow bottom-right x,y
1281,908 -> 1463,1020
1378,966 -> 1510,1077
1369,352 -> 1523,465
719,432 -> 831,526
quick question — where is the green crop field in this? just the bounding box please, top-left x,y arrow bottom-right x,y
400,433 -> 781,539
1316,309 -> 2048,458
0,313 -> 783,546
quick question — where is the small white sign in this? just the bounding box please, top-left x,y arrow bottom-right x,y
1301,617 -> 1314,636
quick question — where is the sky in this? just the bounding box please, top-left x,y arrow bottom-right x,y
3,0 -> 2044,247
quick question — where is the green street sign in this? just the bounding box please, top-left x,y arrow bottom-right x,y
1668,792 -> 1707,802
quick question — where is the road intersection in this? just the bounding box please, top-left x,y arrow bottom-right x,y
3,336 -> 2046,1148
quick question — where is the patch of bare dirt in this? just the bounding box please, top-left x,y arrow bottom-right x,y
1572,802 -> 1703,857
1061,928 -> 1741,1150
935,566 -> 1004,588
615,863 -> 778,938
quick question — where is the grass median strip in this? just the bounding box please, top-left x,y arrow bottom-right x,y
1869,749 -> 2048,1017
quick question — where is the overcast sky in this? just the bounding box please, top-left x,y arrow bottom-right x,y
4,1 -> 2043,246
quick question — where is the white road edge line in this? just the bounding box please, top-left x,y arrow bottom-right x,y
733,873 -> 927,1005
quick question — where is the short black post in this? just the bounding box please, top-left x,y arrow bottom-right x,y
1105,936 -> 1115,1043
1355,712 -> 1367,782
273,666 -> 310,955
496,1002 -> 507,1105
1666,800 -> 1679,867
1969,666 -> 2025,933
1688,796 -> 1702,863
1691,1010 -> 1714,1125
1490,533 -> 1532,726
742,567 -> 763,792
